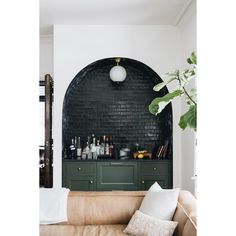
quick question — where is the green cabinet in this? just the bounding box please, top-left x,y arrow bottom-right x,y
63,162 -> 96,190
97,162 -> 138,190
62,160 -> 172,191
139,162 -> 171,190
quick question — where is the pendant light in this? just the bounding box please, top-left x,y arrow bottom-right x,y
109,58 -> 127,83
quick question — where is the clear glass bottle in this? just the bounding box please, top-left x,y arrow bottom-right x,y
105,136 -> 110,155
91,136 -> 97,159
74,137 -> 78,157
96,139 -> 101,156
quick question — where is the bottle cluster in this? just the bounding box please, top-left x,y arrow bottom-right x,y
64,134 -> 114,160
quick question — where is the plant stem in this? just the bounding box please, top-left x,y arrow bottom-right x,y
182,86 -> 197,106
177,74 -> 197,106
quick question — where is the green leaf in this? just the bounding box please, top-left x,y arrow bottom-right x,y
153,76 -> 177,92
149,90 -> 183,115
187,52 -> 197,65
178,105 -> 197,130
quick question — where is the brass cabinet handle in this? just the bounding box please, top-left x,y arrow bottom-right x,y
77,167 -> 82,171
141,180 -> 145,184
90,180 -> 93,184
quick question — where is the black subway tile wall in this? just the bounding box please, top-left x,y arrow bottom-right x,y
62,58 -> 172,158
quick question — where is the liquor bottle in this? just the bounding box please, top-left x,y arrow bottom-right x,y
63,147 -> 68,159
109,136 -> 114,157
90,134 -> 95,148
87,136 -> 91,149
74,137 -> 78,157
91,136 -> 97,159
105,136 -> 110,155
100,135 -> 105,155
85,141 -> 90,159
96,138 -> 101,156
76,137 -> 82,159
70,139 -> 76,159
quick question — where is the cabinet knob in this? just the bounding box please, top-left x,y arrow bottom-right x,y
77,167 -> 82,171
153,167 -> 157,171
141,180 -> 145,184
90,180 -> 93,184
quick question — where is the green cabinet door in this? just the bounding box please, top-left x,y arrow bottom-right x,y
97,162 -> 138,191
139,161 -> 172,189
139,176 -> 169,190
62,162 -> 96,191
65,176 -> 95,191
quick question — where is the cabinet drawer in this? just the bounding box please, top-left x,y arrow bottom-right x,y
63,162 -> 96,177
140,162 -> 169,176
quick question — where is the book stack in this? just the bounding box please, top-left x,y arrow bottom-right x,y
156,140 -> 169,159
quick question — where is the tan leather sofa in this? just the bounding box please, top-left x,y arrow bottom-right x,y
40,190 -> 197,236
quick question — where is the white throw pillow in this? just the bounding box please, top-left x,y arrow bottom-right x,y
124,210 -> 178,236
139,188 -> 180,221
148,181 -> 163,191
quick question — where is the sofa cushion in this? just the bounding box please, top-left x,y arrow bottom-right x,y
124,210 -> 178,236
139,188 -> 180,221
40,224 -> 127,236
67,191 -> 146,225
149,181 -> 162,191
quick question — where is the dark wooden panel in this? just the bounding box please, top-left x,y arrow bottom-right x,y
44,74 -> 53,188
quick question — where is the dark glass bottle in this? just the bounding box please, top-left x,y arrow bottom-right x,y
70,139 -> 76,159
105,136 -> 110,155
109,136 -> 114,157
77,137 -> 82,159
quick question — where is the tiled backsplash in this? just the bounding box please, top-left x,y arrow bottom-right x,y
62,57 -> 172,158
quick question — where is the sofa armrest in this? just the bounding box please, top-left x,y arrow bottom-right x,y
173,190 -> 197,236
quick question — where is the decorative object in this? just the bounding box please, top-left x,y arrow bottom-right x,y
149,52 -> 197,131
109,57 -> 127,82
124,210 -> 178,236
139,187 -> 180,221
133,150 -> 152,159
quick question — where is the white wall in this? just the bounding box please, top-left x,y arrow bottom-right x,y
52,25 -> 183,188
178,0 -> 197,194
40,35 -> 53,79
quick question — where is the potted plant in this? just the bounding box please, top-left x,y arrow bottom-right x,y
149,52 -> 197,131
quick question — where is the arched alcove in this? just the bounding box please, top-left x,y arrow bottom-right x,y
62,57 -> 172,158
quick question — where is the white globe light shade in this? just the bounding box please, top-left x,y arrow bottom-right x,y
109,65 -> 127,82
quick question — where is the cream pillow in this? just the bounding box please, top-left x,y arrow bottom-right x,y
139,188 -> 180,221
124,210 -> 178,236
148,181 -> 162,191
